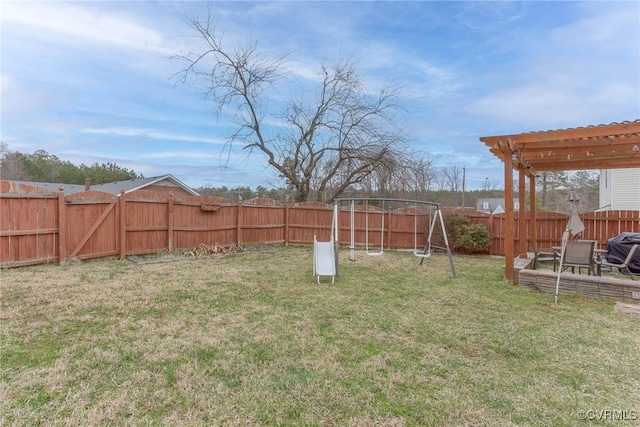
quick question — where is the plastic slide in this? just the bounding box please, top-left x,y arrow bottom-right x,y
314,236 -> 336,284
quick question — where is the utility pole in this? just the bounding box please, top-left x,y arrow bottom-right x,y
461,166 -> 466,209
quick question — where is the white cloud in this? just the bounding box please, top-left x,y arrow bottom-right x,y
465,2 -> 640,130
0,73 -> 10,93
1,2 -> 170,55
467,83 -> 637,130
79,127 -> 226,146
0,74 -> 63,117
141,150 -> 220,160
455,2 -> 528,31
548,3 -> 639,53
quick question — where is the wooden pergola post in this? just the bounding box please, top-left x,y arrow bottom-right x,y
503,142 -> 515,283
518,167 -> 527,258
528,173 -> 537,248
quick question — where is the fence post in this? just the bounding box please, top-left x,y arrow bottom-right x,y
58,186 -> 67,265
284,203 -> 290,246
387,208 -> 392,250
167,192 -> 174,252
236,201 -> 243,245
489,212 -> 495,255
119,189 -> 126,260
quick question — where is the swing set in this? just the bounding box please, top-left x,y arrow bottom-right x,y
317,197 -> 456,281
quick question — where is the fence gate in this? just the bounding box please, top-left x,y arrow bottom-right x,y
63,191 -> 120,263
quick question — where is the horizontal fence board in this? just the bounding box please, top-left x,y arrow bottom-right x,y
0,256 -> 60,268
0,228 -> 59,237
73,249 -> 119,261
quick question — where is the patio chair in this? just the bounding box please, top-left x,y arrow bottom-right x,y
600,244 -> 639,280
561,240 -> 596,275
527,237 -> 558,271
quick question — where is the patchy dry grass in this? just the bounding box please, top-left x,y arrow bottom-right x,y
1,247 -> 638,426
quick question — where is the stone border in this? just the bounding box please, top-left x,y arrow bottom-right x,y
518,268 -> 640,304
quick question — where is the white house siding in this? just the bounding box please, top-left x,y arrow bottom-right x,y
599,168 -> 640,211
599,170 -> 613,210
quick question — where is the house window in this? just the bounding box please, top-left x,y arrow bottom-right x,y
482,202 -> 489,210
514,202 -> 520,210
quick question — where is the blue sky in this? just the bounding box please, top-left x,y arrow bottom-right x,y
1,1 -> 639,190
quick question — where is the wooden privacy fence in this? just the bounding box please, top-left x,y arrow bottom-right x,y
0,185 -> 434,267
1,182 -> 639,267
471,209 -> 640,255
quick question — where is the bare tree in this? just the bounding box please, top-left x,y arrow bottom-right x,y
439,165 -> 464,192
174,9 -> 408,202
537,171 -> 569,210
570,170 -> 599,212
407,157 -> 437,194
363,155 -> 437,199
356,152 -> 408,197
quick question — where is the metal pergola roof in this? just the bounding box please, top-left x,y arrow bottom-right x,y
478,119 -> 640,283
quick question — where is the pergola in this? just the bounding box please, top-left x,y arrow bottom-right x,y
480,119 -> 640,283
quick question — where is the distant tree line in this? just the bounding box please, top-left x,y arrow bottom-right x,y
535,170 -> 599,213
0,144 -> 141,185
197,185 -> 288,201
197,170 -> 599,213
1,144 -> 599,212
195,183 -> 507,208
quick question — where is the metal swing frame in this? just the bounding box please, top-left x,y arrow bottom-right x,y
416,207 -> 452,274
332,197 -> 456,278
349,200 -> 356,262
413,205 -> 433,259
365,199 -> 385,256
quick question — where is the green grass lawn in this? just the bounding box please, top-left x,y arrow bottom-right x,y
1,246 -> 638,426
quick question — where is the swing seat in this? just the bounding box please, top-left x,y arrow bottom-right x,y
413,249 -> 431,259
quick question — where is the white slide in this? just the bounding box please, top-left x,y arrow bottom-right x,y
314,235 -> 336,284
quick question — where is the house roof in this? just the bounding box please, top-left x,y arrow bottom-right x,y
476,198 -> 520,213
1,180 -> 85,194
480,120 -> 640,176
89,175 -> 199,196
2,175 -> 199,196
